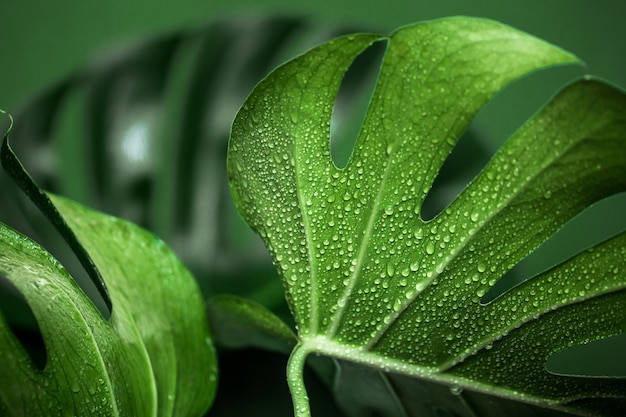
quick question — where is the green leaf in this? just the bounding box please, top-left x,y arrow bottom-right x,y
228,16 -> 626,416
207,294 -> 297,354
0,121 -> 217,416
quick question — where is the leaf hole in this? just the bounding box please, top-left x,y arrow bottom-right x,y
5,87 -> 113,319
0,273 -> 47,370
330,39 -> 386,169
1,181 -> 111,319
546,333 -> 626,377
422,64 -> 582,222
421,129 -> 492,221
483,192 -> 626,303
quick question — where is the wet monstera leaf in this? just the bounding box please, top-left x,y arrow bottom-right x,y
0,120 -> 217,416
227,17 -> 626,417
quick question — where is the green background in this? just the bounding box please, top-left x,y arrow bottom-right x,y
1,0 -> 625,110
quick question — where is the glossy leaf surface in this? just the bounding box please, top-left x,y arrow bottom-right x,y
0,126 -> 217,416
228,17 -> 626,416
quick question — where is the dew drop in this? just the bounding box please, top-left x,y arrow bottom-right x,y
426,242 -> 435,255
476,285 -> 489,297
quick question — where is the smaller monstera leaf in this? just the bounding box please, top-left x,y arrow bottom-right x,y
0,120 -> 217,416
228,17 -> 626,417
206,294 -> 297,354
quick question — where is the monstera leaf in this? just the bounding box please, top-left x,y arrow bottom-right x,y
227,17 -> 626,416
0,119 -> 217,416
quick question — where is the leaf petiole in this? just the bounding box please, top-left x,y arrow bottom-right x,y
287,341 -> 313,417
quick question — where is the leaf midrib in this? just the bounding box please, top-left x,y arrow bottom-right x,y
325,145 -> 396,338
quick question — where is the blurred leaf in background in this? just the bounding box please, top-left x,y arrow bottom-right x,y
1,17 -> 349,307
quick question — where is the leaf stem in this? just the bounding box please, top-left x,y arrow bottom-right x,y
287,342 -> 312,417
